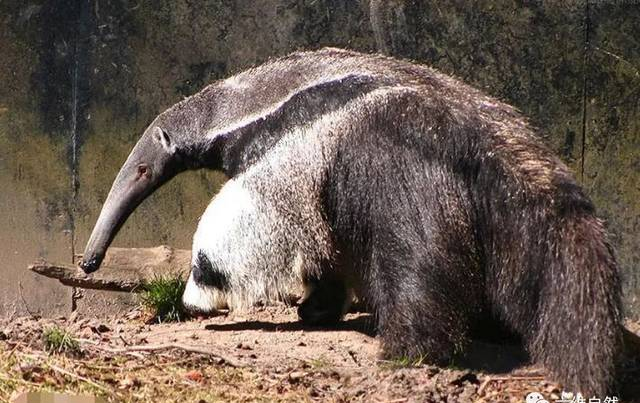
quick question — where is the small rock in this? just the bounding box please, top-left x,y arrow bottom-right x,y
0,331 -> 7,341
297,341 -> 307,347
288,371 -> 306,383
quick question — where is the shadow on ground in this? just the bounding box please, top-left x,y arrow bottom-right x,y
205,314 -> 530,372
204,312 -> 640,401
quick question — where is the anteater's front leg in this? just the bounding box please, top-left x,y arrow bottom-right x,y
297,264 -> 351,326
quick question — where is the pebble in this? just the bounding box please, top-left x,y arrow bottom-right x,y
288,371 -> 306,382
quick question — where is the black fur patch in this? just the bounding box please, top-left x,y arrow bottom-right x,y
298,274 -> 349,326
221,74 -> 381,176
191,251 -> 230,291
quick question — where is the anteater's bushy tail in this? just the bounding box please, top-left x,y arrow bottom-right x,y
487,179 -> 623,396
527,211 -> 622,398
529,211 -> 622,396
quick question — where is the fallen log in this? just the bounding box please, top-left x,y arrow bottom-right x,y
28,246 -> 338,308
29,246 -> 190,292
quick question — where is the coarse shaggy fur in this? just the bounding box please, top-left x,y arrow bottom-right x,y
87,48 -> 623,396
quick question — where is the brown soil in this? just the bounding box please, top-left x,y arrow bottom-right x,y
1,306 -> 638,403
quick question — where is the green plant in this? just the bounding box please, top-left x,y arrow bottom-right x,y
140,276 -> 187,323
42,326 -> 81,356
308,356 -> 331,369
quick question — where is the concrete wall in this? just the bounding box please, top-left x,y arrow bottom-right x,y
0,0 -> 638,318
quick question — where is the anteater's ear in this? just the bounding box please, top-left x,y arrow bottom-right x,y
153,127 -> 176,154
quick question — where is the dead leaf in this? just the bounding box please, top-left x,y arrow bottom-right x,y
184,369 -> 204,383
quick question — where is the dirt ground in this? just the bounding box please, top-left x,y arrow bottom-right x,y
1,305 -> 639,403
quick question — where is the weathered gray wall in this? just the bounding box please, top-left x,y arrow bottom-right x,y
0,0 -> 638,318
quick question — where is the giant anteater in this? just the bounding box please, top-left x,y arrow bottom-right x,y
81,48 -> 622,396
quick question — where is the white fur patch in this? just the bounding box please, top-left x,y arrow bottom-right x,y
182,271 -> 227,313
191,177 -> 255,255
206,73 -> 370,140
182,178 -> 258,312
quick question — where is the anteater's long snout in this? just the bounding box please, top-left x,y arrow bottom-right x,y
80,129 -> 180,273
80,162 -> 152,273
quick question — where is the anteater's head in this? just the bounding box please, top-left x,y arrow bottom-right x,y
79,47 -> 377,274
79,122 -> 189,273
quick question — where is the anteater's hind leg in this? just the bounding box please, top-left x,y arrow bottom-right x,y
374,265 -> 476,364
297,262 -> 350,326
369,232 -> 483,365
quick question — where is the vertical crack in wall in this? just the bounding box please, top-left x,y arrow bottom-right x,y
70,41 -> 80,263
368,0 -> 414,58
580,0 -> 591,183
369,0 -> 390,54
69,40 -> 80,311
68,0 -> 95,311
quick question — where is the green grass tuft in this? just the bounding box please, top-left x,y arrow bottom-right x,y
308,356 -> 331,369
42,326 -> 81,356
140,276 -> 187,323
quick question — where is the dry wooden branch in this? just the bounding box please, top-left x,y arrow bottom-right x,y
87,342 -> 243,368
29,246 -> 191,292
46,362 -> 117,397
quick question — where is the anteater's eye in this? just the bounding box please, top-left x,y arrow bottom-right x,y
136,163 -> 151,179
